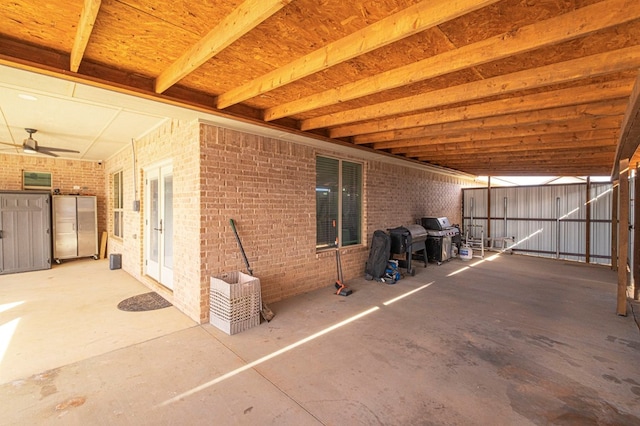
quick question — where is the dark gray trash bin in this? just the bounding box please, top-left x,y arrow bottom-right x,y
109,253 -> 122,270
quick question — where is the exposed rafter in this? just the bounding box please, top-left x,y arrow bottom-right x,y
216,0 -> 500,109
155,0 -> 294,94
414,139 -> 616,158
434,152 -> 614,167
398,132 -> 618,156
358,103 -> 626,146
70,0 -> 101,72
330,80 -> 635,138
612,70 -> 640,178
265,0 -> 640,121
440,153 -> 614,164
418,147 -> 616,164
374,117 -> 622,151
302,46 -> 640,130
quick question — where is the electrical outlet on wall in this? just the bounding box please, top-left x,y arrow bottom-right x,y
73,185 -> 80,190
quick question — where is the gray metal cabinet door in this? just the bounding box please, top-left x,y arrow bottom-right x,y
0,193 -> 51,274
76,196 -> 97,257
53,196 -> 78,259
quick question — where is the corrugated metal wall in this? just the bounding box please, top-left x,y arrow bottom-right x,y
463,182 -> 613,265
589,183 -> 614,265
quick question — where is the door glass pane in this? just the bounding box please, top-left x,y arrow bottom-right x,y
150,178 -> 159,263
163,174 -> 173,269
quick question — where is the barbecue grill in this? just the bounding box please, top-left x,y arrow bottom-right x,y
421,217 -> 461,265
388,224 -> 428,276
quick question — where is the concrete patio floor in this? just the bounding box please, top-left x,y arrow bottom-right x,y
1,254 -> 639,425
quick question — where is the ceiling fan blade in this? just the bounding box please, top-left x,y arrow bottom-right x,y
35,148 -> 59,157
38,145 -> 80,153
0,141 -> 19,147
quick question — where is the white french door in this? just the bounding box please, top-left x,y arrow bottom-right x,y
145,164 -> 173,289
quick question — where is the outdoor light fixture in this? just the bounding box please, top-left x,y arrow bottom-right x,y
22,129 -> 38,154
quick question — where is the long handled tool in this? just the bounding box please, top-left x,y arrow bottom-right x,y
334,249 -> 352,296
230,219 -> 275,322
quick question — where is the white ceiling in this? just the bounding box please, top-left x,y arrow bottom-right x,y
0,65 -> 187,160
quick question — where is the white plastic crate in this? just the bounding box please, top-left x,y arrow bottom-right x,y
209,271 -> 261,335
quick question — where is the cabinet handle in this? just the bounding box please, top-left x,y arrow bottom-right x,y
154,219 -> 163,233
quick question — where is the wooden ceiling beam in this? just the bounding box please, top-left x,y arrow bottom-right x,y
436,156 -> 615,171
302,45 -> 640,130
440,163 -> 614,172
612,70 -> 640,178
406,133 -> 617,159
397,136 -> 617,157
413,134 -> 616,152
422,161 -> 613,175
70,0 -> 102,73
432,152 -> 614,164
453,167 -> 611,176
436,163 -> 613,176
216,0 -> 500,109
154,0 -> 293,94
389,132 -> 618,155
416,145 -> 616,163
374,116 -> 622,151
415,144 -> 616,161
353,99 -> 628,144
265,0 -> 640,121
330,79 -> 635,138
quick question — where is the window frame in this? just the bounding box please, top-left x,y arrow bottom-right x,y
315,155 -> 363,250
112,169 -> 124,239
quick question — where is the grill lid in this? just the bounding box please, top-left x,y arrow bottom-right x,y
405,224 -> 427,239
421,217 -> 451,231
388,224 -> 428,243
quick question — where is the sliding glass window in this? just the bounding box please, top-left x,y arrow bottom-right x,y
316,156 -> 362,249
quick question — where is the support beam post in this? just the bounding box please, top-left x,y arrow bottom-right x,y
617,158 -> 630,316
612,181 -> 619,272
586,177 -> 591,264
487,176 -> 491,245
634,164 -> 640,300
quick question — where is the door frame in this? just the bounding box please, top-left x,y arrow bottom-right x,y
144,161 -> 173,289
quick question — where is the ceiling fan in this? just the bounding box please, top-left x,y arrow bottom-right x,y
0,128 -> 80,157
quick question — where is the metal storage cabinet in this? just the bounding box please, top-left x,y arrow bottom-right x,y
52,195 -> 98,263
0,191 -> 51,275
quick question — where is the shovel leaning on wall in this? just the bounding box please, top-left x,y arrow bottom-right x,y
229,218 -> 275,322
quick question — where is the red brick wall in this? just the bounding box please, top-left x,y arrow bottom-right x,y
200,126 -> 320,304
365,160 -> 467,234
200,125 -> 472,315
0,153 -> 107,233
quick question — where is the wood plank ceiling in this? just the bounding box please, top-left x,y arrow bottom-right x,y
1,0 -> 640,177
